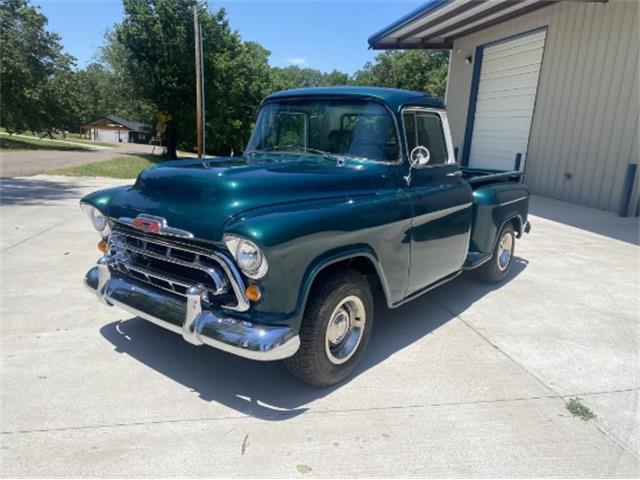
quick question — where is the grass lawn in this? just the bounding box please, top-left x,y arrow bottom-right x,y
50,154 -> 167,179
0,133 -> 95,151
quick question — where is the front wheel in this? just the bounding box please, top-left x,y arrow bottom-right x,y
285,270 -> 373,387
475,224 -> 516,283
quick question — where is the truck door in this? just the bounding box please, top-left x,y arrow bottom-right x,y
402,109 -> 473,296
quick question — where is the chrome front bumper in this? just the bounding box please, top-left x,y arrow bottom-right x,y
84,256 -> 300,361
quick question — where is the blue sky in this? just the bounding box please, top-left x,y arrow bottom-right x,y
37,0 -> 424,74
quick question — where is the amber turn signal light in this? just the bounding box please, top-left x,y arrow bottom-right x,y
245,284 -> 261,302
97,239 -> 108,253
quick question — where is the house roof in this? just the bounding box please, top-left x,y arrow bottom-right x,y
81,115 -> 149,132
368,0 -> 561,49
265,86 -> 445,111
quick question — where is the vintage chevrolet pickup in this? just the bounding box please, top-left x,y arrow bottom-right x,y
83,87 -> 530,386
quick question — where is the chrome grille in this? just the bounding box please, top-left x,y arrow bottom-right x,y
108,227 -> 249,311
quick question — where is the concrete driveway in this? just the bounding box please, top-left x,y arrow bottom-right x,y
0,143 -> 158,177
1,175 -> 638,477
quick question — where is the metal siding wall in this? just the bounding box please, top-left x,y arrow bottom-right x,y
447,0 -> 639,212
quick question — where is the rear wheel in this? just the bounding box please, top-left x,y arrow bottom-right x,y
475,224 -> 516,283
285,270 -> 373,387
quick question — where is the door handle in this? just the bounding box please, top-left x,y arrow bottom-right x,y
446,170 -> 463,177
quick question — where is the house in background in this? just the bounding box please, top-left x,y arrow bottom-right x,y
369,0 -> 638,216
80,115 -> 150,144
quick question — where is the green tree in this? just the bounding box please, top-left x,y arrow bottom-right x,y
109,0 -> 271,158
205,40 -> 272,154
74,61 -> 155,125
353,50 -> 449,99
0,0 -> 80,134
269,66 -> 351,92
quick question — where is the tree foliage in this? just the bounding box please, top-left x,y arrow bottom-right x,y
1,0 -> 450,154
270,66 -> 350,91
74,62 -> 154,124
353,50 -> 449,99
0,0 -> 80,134
108,0 -> 273,157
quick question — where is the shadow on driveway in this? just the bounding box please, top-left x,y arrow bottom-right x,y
0,177 -> 85,205
100,258 -> 528,421
529,195 -> 639,245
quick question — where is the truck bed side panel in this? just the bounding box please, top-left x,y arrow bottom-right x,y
470,183 -> 530,255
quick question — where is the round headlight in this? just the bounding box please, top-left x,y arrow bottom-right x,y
237,239 -> 261,273
89,208 -> 107,231
223,234 -> 268,279
80,202 -> 110,236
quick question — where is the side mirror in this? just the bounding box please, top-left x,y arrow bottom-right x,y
404,146 -> 431,186
410,146 -> 431,167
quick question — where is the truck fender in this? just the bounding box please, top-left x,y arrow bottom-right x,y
296,244 -> 393,316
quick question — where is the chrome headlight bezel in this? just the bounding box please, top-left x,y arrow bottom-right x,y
223,234 -> 268,279
80,202 -> 111,238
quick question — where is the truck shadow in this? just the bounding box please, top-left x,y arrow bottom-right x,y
99,257 -> 527,421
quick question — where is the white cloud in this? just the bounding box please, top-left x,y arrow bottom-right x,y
285,57 -> 307,66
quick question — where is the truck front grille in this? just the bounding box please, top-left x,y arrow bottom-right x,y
108,226 -> 249,311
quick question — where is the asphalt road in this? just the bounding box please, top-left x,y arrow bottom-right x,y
0,143 -> 158,177
1,175 -> 638,477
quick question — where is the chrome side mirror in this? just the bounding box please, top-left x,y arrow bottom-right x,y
404,146 -> 431,185
410,146 -> 431,166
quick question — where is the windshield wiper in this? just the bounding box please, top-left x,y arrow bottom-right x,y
254,145 -> 297,152
246,146 -> 348,165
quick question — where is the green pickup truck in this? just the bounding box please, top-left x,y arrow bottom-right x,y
83,87 -> 530,386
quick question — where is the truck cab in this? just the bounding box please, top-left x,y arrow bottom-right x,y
82,87 -> 530,386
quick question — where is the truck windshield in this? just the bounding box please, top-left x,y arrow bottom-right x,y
246,99 -> 399,162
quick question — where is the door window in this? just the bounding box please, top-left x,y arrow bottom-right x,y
403,111 -> 448,165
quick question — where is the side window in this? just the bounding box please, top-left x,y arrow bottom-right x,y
403,111 -> 449,165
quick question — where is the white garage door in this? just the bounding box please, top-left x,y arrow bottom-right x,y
96,129 -> 127,143
468,29 -> 547,171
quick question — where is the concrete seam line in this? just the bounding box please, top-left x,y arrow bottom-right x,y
3,390 -> 637,437
440,301 -> 640,462
2,212 -> 83,252
0,394 -> 565,436
560,388 -> 638,398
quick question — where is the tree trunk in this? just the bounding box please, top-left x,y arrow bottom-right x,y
165,121 -> 179,160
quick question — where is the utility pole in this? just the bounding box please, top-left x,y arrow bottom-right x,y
193,5 -> 205,158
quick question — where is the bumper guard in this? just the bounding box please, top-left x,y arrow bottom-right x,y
84,256 -> 300,361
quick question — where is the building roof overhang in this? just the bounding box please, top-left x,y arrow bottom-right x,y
368,0 -> 601,50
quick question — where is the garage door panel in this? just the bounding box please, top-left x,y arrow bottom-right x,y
478,72 -> 541,91
474,109 -> 529,124
480,55 -> 544,77
468,29 -> 547,171
475,96 -> 536,112
482,30 -> 546,55
482,39 -> 546,62
470,150 -> 520,171
480,67 -> 542,85
477,92 -> 537,106
473,128 -> 532,141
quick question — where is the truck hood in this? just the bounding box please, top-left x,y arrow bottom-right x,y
106,155 -> 376,242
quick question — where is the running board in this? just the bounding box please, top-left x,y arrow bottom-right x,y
463,252 -> 492,270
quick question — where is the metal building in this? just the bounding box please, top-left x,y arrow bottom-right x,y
369,0 -> 639,215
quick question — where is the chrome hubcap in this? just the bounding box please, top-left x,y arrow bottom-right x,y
325,295 -> 366,365
497,231 -> 514,271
